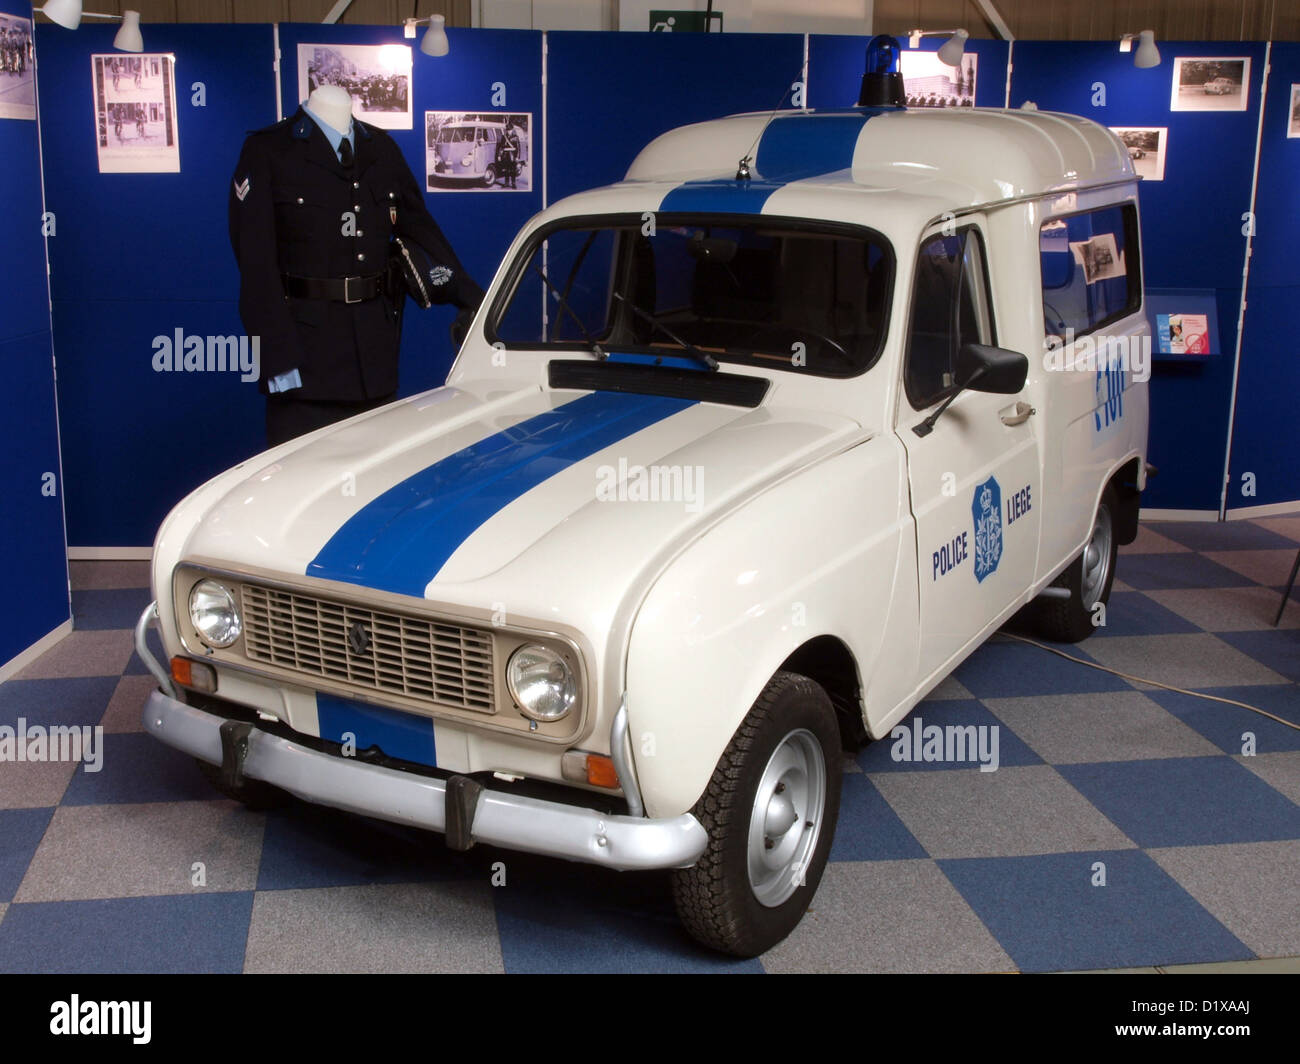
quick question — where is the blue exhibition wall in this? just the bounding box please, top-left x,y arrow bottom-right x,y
0,0 -> 70,667
1226,42 -> 1300,513
1009,41 -> 1270,513
546,30 -> 805,205
36,21 -> 275,549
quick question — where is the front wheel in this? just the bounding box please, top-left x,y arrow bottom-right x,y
671,671 -> 842,957
481,165 -> 497,188
1031,485 -> 1119,642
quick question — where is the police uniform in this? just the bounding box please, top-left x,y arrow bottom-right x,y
229,107 -> 481,446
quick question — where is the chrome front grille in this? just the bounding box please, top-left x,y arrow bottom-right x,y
240,584 -> 495,713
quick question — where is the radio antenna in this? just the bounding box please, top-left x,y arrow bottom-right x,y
736,65 -> 806,181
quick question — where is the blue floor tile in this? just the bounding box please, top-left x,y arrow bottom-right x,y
60,733 -> 215,806
939,850 -> 1253,972
71,589 -> 154,631
856,700 -> 1041,774
1118,553 -> 1253,591
1058,757 -> 1300,848
1143,685 -> 1300,755
1152,521 -> 1297,553
0,894 -> 254,973
0,807 -> 54,902
829,774 -> 928,860
256,802 -> 475,891
1215,629 -> 1300,684
0,676 -> 119,728
492,858 -> 762,973
954,640 -> 1129,698
1093,591 -> 1203,638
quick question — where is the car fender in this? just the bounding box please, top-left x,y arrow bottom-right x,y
623,438 -> 910,818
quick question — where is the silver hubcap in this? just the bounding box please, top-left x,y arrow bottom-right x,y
1080,506 -> 1113,608
747,728 -> 826,908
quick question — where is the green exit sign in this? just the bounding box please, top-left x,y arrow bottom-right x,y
649,9 -> 724,33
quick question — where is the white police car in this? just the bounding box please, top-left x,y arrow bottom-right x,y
138,42 -> 1149,956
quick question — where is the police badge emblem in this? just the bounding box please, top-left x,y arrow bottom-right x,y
972,476 -> 1003,583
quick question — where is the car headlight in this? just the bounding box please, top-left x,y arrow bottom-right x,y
189,579 -> 241,648
462,154 -> 473,166
506,644 -> 576,722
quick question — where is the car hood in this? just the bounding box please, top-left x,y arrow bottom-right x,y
179,381 -> 867,608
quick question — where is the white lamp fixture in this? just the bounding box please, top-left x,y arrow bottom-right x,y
403,14 -> 449,57
907,28 -> 969,68
1120,29 -> 1161,68
40,5 -> 145,52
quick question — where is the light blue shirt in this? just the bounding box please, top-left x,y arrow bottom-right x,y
303,103 -> 355,162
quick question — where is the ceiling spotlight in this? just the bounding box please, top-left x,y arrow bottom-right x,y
42,4 -> 145,52
404,14 -> 450,57
1120,30 -> 1161,68
908,28 -> 970,68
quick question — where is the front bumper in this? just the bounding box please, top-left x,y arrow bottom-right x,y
136,605 -> 707,872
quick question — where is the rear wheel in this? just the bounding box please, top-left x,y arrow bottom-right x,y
671,671 -> 842,957
1032,485 -> 1119,642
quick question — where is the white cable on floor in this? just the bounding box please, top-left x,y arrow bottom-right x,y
996,632 -> 1300,733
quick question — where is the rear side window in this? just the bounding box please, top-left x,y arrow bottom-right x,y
905,227 -> 995,409
1040,205 -> 1141,341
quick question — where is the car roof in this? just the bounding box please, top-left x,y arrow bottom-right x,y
624,106 -> 1134,215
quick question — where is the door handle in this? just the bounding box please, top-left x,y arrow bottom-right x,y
999,401 -> 1035,426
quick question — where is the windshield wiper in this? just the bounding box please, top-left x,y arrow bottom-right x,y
610,292 -> 719,371
531,264 -> 607,360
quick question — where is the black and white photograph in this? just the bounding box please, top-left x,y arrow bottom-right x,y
426,111 -> 532,192
298,43 -> 412,131
1070,232 -> 1125,283
901,49 -> 977,108
1289,84 -> 1300,138
0,12 -> 34,120
1170,56 -> 1251,112
1109,126 -> 1167,181
91,53 -> 179,173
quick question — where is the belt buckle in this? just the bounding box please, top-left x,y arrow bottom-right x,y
344,275 -> 363,304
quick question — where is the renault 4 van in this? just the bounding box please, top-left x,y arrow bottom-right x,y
138,48 -> 1149,956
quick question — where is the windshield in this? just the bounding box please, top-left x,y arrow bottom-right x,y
489,215 -> 894,377
437,127 -> 474,143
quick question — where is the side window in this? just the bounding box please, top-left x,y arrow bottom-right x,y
1040,204 -> 1141,341
905,227 -> 995,409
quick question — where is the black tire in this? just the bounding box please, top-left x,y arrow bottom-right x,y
195,758 -> 290,811
671,671 -> 843,957
481,165 -> 497,188
1032,485 -> 1120,643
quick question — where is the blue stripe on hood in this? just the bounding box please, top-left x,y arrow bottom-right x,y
659,109 -> 886,214
307,391 -> 696,596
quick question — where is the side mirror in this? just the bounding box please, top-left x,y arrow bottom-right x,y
913,343 -> 1028,437
957,343 -> 1028,395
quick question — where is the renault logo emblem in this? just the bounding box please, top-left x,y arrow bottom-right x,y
348,620 -> 371,655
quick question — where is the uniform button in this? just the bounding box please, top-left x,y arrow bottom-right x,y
356,230 -> 364,236
353,181 -> 360,189
353,204 -> 361,211
296,197 -> 303,204
357,253 -> 365,261
388,192 -> 395,199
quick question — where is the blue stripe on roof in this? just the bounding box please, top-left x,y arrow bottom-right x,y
306,390 -> 696,596
657,109 -> 886,215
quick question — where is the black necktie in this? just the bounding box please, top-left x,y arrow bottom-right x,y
339,137 -> 353,168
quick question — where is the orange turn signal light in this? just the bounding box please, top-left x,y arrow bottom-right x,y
585,754 -> 620,789
170,657 -> 217,693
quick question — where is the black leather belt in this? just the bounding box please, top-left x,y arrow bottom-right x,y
282,272 -> 386,304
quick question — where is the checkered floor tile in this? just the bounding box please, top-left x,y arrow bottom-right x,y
0,521 -> 1297,973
